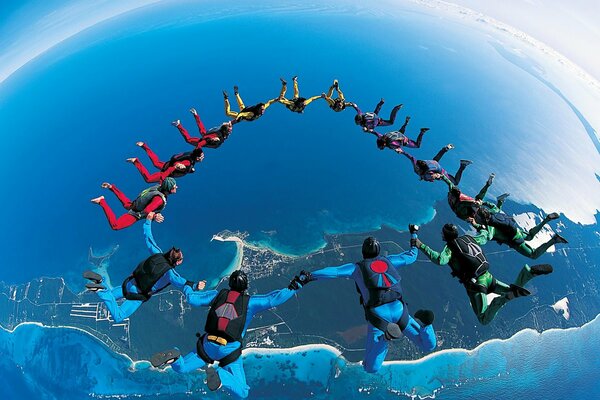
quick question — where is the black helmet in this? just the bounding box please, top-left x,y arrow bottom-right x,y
442,224 -> 459,242
354,114 -> 363,125
229,270 -> 248,292
362,237 -> 380,259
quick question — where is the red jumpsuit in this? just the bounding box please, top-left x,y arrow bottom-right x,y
133,143 -> 194,183
176,112 -> 223,149
98,185 -> 165,230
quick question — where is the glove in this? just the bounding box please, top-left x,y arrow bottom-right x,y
411,238 -> 423,248
409,224 -> 419,234
288,270 -> 314,290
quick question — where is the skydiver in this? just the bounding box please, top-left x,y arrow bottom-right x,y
83,212 -> 206,322
372,116 -> 429,151
416,223 -> 553,325
396,144 -> 472,184
470,206 -> 568,259
441,173 -> 503,221
90,177 -> 177,230
150,270 -> 303,398
320,79 -> 353,112
277,76 -> 321,113
351,98 -> 403,132
172,108 -> 233,150
126,141 -> 204,183
223,86 -> 278,122
302,226 -> 436,373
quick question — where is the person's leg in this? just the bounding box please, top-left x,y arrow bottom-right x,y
433,146 -> 450,162
404,128 -> 428,149
139,144 -> 164,169
327,84 -> 335,99
399,116 -> 410,134
234,90 -> 245,110
529,236 -> 562,259
468,290 -> 506,325
224,97 -> 238,118
279,79 -> 287,99
218,358 -> 250,398
475,174 -> 494,201
171,351 -> 207,374
95,198 -> 138,230
191,112 -> 206,135
363,323 -> 389,373
513,242 -> 536,258
96,286 -> 143,322
512,264 -> 536,287
175,122 -> 200,146
374,99 -> 385,115
402,316 -> 436,352
453,160 -> 472,185
133,158 -> 161,183
468,273 -> 512,325
292,77 -> 299,99
336,85 -> 345,101
525,214 -> 560,240
109,185 -> 132,209
381,104 -> 402,125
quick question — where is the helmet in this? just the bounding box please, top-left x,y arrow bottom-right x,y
160,177 -> 177,192
442,224 -> 459,241
362,237 -> 380,259
229,270 -> 248,292
354,114 -> 363,125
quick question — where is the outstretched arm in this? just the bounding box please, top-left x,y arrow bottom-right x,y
311,262 -> 356,280
183,287 -> 218,307
143,218 -> 162,254
144,196 -> 165,215
418,242 -> 451,266
439,174 -> 456,191
388,234 -> 418,268
349,103 -> 361,114
264,98 -> 278,108
249,288 -> 297,314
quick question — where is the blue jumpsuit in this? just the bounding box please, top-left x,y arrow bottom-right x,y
171,286 -> 297,398
95,220 -> 192,323
311,235 -> 436,373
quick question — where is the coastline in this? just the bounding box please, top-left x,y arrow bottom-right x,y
3,312 -> 599,398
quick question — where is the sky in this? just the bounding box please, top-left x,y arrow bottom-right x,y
1,1 -> 599,88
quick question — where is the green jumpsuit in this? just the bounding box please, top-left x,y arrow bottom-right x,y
419,230 -> 538,325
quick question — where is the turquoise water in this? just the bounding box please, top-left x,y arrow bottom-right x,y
3,314 -> 600,398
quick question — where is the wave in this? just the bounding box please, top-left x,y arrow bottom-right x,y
2,313 -> 599,399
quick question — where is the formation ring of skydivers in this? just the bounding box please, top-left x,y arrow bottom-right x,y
85,76 -> 568,398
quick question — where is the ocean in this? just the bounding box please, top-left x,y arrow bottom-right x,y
2,314 -> 599,398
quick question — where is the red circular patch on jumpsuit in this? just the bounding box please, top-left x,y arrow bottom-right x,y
370,260 -> 388,273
